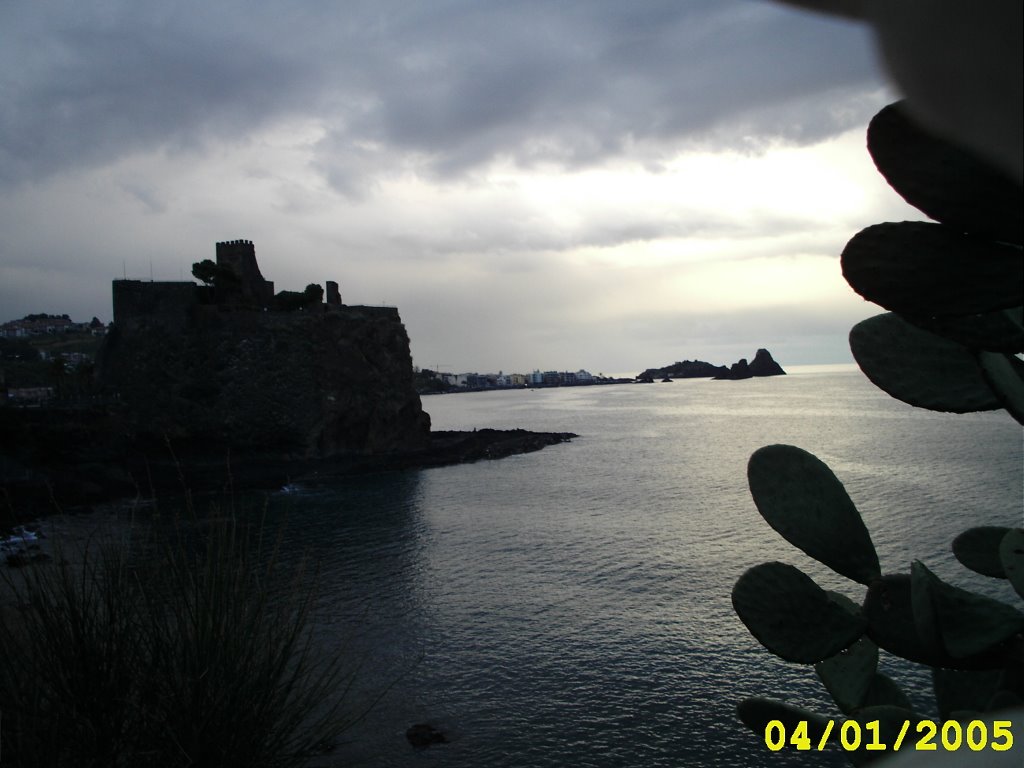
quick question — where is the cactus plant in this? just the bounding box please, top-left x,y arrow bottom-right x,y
732,561 -> 866,663
841,222 -> 1022,317
849,313 -> 1005,414
844,102 -> 1023,420
733,97 -> 1023,763
910,560 -> 1024,660
747,445 -> 880,585
864,102 -> 1021,246
1000,529 -> 1024,600
814,637 -> 878,714
735,444 -> 1024,762
953,527 -> 1013,579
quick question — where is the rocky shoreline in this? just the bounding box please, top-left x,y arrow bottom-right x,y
0,425 -> 577,523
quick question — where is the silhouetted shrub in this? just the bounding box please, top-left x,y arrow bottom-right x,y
0,508 -> 359,767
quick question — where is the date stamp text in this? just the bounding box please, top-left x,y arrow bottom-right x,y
764,718 -> 1015,754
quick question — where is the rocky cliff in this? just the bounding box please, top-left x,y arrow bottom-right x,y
97,303 -> 431,460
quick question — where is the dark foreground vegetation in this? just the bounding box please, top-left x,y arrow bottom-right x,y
0,502 -> 360,767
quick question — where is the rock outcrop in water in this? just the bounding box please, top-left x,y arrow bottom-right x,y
640,360 -> 729,380
639,348 -> 786,381
748,348 -> 786,377
713,348 -> 787,380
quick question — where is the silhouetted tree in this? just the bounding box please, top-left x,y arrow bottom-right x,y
303,283 -> 324,304
191,259 -> 218,285
191,260 -> 241,289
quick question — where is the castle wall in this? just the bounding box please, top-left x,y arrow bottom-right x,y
99,299 -> 430,458
332,305 -> 399,320
112,280 -> 197,326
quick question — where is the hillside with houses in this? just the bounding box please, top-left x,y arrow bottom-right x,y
0,314 -> 107,403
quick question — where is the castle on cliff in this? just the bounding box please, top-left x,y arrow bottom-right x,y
112,239 -> 348,325
100,238 -> 429,459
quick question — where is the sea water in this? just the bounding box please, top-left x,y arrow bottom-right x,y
268,365 -> 1023,767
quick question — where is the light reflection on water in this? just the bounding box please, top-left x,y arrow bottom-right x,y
266,369 -> 1022,767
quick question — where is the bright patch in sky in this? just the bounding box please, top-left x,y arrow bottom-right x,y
0,1 -> 925,371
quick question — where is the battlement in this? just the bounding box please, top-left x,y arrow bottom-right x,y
215,239 -> 274,305
215,240 -> 256,259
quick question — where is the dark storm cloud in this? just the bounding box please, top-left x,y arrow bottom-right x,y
0,3 -> 311,184
0,0 -> 880,190
341,0 -> 880,178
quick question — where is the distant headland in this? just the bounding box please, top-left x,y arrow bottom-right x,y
412,350 -> 786,394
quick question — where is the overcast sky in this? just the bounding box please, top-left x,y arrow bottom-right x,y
0,0 -> 925,374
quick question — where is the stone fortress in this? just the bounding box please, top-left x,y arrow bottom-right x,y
99,239 -> 431,460
112,239 -> 351,325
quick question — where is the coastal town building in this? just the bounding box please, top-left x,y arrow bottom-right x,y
428,367 -> 606,392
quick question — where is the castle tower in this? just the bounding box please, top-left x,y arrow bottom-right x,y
215,239 -> 274,306
326,280 -> 342,306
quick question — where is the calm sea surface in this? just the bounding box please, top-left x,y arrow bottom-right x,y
265,365 -> 1023,767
